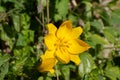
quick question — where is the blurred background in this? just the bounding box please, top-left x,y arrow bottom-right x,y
0,0 -> 120,80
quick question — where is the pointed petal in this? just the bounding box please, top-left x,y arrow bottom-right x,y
67,39 -> 90,54
60,20 -> 72,28
44,50 -> 55,58
71,27 -> 83,39
57,21 -> 72,40
44,34 -> 57,50
47,23 -> 57,34
70,54 -> 81,65
49,69 -> 55,74
37,56 -> 56,73
55,48 -> 70,64
77,39 -> 91,50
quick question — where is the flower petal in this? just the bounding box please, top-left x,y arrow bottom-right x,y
77,39 -> 91,50
49,69 -> 55,74
44,34 -> 57,50
57,21 -> 72,40
47,23 -> 57,35
60,20 -> 72,28
71,27 -> 83,39
44,50 -> 55,58
55,48 -> 70,64
37,55 -> 57,73
70,54 -> 81,65
67,39 -> 90,54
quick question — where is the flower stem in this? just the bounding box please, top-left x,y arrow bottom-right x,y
46,0 -> 49,23
55,64 -> 59,80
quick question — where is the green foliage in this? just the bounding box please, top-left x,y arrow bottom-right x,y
105,65 -> 120,80
0,0 -> 120,80
79,53 -> 96,77
54,0 -> 69,21
0,54 -> 10,80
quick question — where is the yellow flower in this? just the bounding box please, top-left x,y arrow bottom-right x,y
37,50 -> 57,73
44,20 -> 90,65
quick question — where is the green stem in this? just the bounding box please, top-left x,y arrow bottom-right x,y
55,64 -> 59,80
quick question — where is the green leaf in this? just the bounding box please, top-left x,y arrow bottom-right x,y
88,34 -> 108,47
0,6 -> 6,12
22,30 -> 34,43
105,66 -> 120,80
101,10 -> 120,27
16,33 -> 27,46
0,30 -> 10,41
103,30 -> 116,43
0,54 -> 10,66
0,24 -> 14,41
38,76 -> 44,80
45,77 -> 52,80
12,13 -> 30,32
78,53 -> 96,77
12,14 -> 20,32
56,0 -> 69,16
109,10 -> 120,26
104,27 -> 120,37
13,56 -> 28,74
84,69 -> 105,80
20,13 -> 30,30
82,1 -> 92,19
68,14 -> 78,26
14,46 -> 32,58
54,14 -> 62,22
16,29 -> 34,46
84,21 -> 91,32
54,0 -> 69,21
91,20 -> 104,32
61,66 -> 70,80
0,54 -> 9,80
0,62 -> 9,80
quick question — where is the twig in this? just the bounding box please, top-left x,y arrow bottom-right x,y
46,0 -> 49,23
35,16 -> 44,27
42,11 -> 47,34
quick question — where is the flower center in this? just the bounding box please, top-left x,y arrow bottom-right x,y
54,39 -> 68,49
